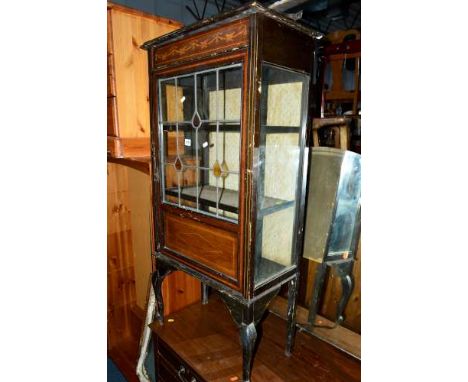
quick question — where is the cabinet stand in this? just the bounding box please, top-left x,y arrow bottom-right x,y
150,254 -> 298,382
151,261 -> 175,325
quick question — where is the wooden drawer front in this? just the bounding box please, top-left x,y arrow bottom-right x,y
154,18 -> 249,68
164,212 -> 238,281
158,352 -> 202,382
157,339 -> 203,382
157,356 -> 179,382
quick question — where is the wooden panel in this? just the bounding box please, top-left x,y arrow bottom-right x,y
324,90 -> 356,101
107,136 -> 150,158
261,15 -> 315,74
151,295 -> 360,382
127,167 -> 153,310
107,96 -> 118,136
109,2 -> 183,26
109,6 -> 181,139
108,262 -> 136,320
107,7 -> 114,54
108,339 -> 140,382
164,212 -> 238,281
108,53 -> 116,97
107,163 -> 137,348
155,18 -> 249,68
162,271 -> 201,316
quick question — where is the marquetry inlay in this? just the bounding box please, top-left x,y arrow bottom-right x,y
155,19 -> 249,66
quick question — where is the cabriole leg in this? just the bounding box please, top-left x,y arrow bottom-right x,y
218,288 -> 280,382
240,322 -> 257,382
151,260 -> 174,325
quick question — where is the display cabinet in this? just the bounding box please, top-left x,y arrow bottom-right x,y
142,3 -> 321,381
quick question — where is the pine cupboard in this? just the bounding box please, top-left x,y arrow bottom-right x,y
107,3 -> 182,158
107,5 -> 202,379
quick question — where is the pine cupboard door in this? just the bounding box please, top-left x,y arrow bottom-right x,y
107,3 -> 182,157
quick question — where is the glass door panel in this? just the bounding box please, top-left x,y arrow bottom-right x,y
254,64 -> 309,286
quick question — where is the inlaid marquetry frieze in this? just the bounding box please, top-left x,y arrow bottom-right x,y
155,19 -> 249,66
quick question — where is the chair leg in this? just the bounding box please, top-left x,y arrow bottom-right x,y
334,261 -> 354,325
307,262 -> 327,327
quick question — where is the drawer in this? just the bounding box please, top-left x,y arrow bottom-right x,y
157,339 -> 202,382
163,211 -> 239,283
157,355 -> 179,382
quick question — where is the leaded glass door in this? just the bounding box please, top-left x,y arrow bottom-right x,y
158,64 -> 242,222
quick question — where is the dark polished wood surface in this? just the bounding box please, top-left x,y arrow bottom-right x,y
260,15 -> 315,74
150,295 -> 360,382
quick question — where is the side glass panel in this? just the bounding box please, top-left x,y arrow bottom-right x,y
302,148 -> 361,263
254,64 -> 309,286
158,64 -> 242,223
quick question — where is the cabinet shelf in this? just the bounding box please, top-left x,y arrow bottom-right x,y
164,122 -> 300,134
165,185 -> 294,216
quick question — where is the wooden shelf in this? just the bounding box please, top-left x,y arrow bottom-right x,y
107,155 -> 151,174
324,90 -> 356,101
163,122 -> 301,134
165,185 -> 293,216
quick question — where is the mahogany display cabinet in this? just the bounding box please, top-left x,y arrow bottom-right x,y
142,3 -> 321,381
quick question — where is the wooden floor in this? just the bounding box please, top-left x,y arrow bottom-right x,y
151,295 -> 361,382
108,333 -> 140,382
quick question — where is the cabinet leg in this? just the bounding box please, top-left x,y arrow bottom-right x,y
285,275 -> 299,356
240,322 -> 257,382
219,288 -> 279,382
151,261 -> 174,325
307,262 -> 327,327
334,261 -> 354,325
